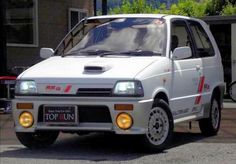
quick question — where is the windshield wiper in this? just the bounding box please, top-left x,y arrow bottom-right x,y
119,50 -> 162,56
63,49 -> 162,57
80,49 -> 112,55
63,49 -> 113,57
100,50 -> 162,57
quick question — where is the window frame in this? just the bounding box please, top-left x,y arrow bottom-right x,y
170,18 -> 197,59
68,8 -> 88,31
187,20 -> 215,58
6,0 -> 39,47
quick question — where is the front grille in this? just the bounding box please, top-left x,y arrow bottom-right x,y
76,88 -> 112,97
38,105 -> 112,123
78,106 -> 112,123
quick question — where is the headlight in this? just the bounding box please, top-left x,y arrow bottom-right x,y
113,81 -> 144,97
15,80 -> 37,94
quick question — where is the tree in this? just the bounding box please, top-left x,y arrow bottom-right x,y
109,0 -> 236,17
109,0 -> 154,14
222,2 -> 236,15
228,0 -> 236,6
102,0 -> 108,15
206,0 -> 236,15
166,0 -> 208,17
206,0 -> 226,15
110,0 -> 209,17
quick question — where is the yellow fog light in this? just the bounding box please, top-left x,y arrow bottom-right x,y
116,113 -> 133,130
19,112 -> 34,128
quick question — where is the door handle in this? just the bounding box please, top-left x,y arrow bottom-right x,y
196,65 -> 201,71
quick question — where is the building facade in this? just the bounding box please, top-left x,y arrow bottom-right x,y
6,0 -> 94,71
203,16 -> 236,87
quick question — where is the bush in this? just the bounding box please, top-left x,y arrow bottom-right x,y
222,4 -> 236,15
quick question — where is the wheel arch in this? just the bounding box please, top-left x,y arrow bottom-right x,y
153,89 -> 169,105
211,84 -> 225,107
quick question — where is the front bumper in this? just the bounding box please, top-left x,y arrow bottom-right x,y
12,96 -> 153,134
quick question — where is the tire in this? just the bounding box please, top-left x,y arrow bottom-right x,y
76,131 -> 90,136
16,131 -> 59,149
228,81 -> 236,102
142,99 -> 174,152
199,95 -> 221,136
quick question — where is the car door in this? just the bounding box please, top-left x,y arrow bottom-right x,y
169,19 -> 203,119
187,20 -> 219,108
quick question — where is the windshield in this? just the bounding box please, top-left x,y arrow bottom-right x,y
55,17 -> 167,57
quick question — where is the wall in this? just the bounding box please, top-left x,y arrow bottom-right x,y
7,0 -> 93,71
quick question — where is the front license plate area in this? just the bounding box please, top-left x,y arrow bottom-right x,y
43,105 -> 77,124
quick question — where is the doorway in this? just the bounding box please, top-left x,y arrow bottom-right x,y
210,24 -> 231,88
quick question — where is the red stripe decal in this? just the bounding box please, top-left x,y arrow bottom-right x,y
195,95 -> 202,105
198,76 -> 205,93
195,76 -> 205,105
64,85 -> 72,93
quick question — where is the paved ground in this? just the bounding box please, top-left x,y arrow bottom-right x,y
0,102 -> 236,164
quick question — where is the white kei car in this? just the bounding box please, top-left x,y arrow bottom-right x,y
13,14 -> 225,151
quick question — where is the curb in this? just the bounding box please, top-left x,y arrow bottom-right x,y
223,102 -> 236,109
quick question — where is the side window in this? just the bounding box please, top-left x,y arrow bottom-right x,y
188,21 -> 215,57
171,20 -> 194,58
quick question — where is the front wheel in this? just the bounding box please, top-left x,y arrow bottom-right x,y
199,96 -> 221,136
76,131 -> 90,136
16,131 -> 59,149
142,99 -> 174,152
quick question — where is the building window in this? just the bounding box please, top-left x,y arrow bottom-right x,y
6,0 -> 38,47
68,8 -> 87,31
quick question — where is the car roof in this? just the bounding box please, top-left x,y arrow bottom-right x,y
88,14 -> 166,19
87,14 -> 198,21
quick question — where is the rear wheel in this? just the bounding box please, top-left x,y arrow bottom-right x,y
16,131 -> 59,149
199,96 -> 221,136
143,99 -> 173,152
228,81 -> 236,102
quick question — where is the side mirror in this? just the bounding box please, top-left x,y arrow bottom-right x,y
171,46 -> 192,60
40,48 -> 54,59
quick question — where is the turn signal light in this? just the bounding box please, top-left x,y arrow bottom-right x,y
116,113 -> 133,130
114,104 -> 133,110
17,103 -> 33,109
19,112 -> 34,128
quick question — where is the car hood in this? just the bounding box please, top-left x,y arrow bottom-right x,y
19,56 -> 160,83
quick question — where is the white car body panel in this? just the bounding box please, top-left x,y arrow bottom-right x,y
20,56 -> 158,80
